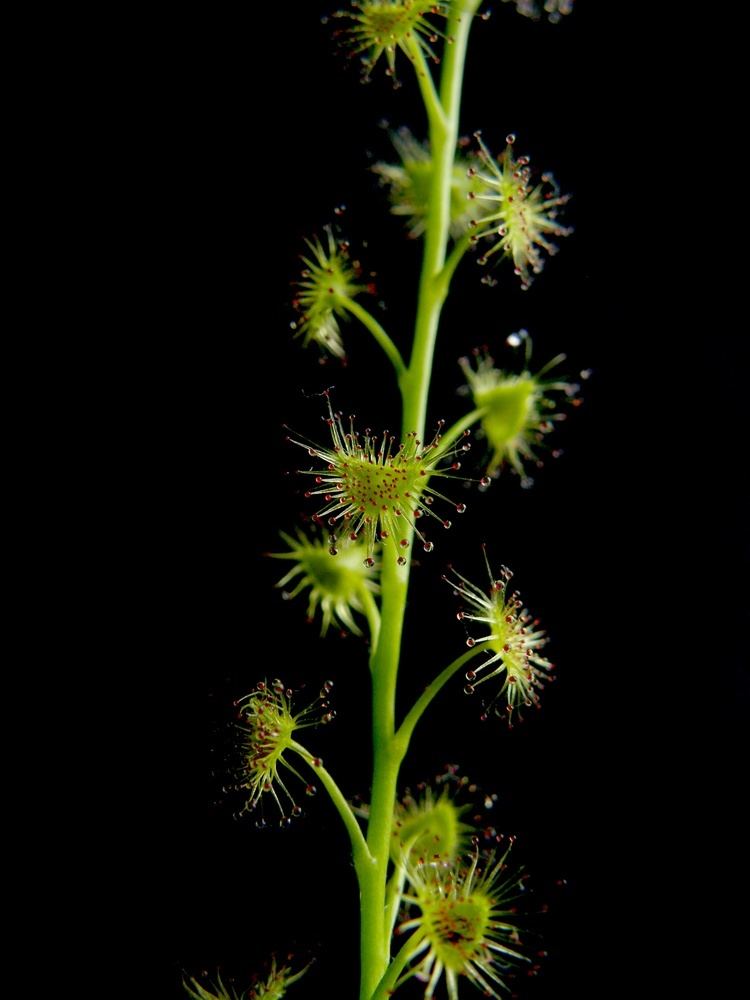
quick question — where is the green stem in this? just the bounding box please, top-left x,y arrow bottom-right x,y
395,646 -> 482,753
402,4 -> 480,436
290,740 -> 372,867
359,552 -> 409,1000
338,295 -> 406,378
358,6 -> 482,998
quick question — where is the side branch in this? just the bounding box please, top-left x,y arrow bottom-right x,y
369,927 -> 427,1000
395,647 -> 483,752
290,739 -> 373,866
433,405 -> 487,462
406,41 -> 448,134
339,295 -> 406,378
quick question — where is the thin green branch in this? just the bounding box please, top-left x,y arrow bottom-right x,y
437,231 -> 472,296
289,740 -> 373,866
338,295 -> 406,377
369,928 -> 426,1000
395,646 -> 483,753
432,405 -> 487,462
406,41 -> 447,134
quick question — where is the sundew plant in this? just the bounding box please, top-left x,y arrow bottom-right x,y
182,2 -> 591,998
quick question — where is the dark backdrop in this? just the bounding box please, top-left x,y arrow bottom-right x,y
152,3 -> 747,998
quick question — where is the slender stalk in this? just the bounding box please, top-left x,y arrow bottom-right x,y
437,231 -> 472,296
395,646 -> 482,753
358,6 -> 482,998
369,928 -> 426,1000
290,740 -> 372,868
338,295 -> 406,378
432,405 -> 487,461
405,41 -> 447,133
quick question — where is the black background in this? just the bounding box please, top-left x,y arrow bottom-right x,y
153,3 -> 747,998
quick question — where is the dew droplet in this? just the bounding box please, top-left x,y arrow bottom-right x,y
305,784 -> 318,797
506,133 -> 516,145
423,540 -> 434,552
464,684 -> 475,695
397,556 -> 407,566
480,476 -> 491,487
466,637 -> 476,648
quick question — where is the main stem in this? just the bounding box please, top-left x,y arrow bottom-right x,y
358,6 -> 480,999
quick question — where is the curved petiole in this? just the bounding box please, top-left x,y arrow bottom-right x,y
289,739 -> 373,867
338,294 -> 406,378
369,926 -> 427,1000
395,646 -> 483,754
